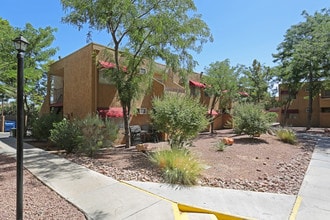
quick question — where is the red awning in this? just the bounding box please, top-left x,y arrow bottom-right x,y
189,80 -> 206,88
238,91 -> 249,97
208,109 -> 218,116
99,60 -> 116,69
107,107 -> 124,118
98,107 -> 124,118
99,60 -> 127,72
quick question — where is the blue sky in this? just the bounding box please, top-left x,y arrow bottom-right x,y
0,0 -> 328,73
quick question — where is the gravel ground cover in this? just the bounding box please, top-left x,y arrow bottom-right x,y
1,128 -> 325,219
65,129 -> 318,195
0,153 -> 86,220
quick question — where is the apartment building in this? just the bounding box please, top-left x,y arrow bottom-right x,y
279,83 -> 330,127
40,43 -> 226,142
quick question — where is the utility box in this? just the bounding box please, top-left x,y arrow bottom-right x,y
5,120 -> 16,132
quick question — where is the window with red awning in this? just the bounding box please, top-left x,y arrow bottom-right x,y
98,107 -> 124,118
189,80 -> 206,88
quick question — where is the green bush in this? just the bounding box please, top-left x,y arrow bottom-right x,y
49,119 -> 82,153
276,128 -> 297,145
148,148 -> 203,185
232,103 -> 272,137
214,141 -> 226,151
265,112 -> 278,124
151,93 -> 209,148
49,115 -> 119,156
32,113 -> 62,140
76,115 -> 118,157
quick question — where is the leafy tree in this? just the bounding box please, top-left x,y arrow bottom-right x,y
240,59 -> 273,104
202,59 -> 238,133
0,18 -> 16,98
0,18 -> 58,132
20,24 -> 58,128
151,93 -> 209,149
61,0 -> 213,147
273,8 -> 330,129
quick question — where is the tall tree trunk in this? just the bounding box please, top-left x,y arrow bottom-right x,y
209,96 -> 218,133
283,103 -> 289,126
122,105 -> 131,148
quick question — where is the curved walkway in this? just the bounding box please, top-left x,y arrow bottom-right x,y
0,132 -> 329,219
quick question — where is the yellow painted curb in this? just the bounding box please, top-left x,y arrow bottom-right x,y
177,203 -> 253,220
172,203 -> 189,220
289,196 -> 302,220
121,181 -> 254,220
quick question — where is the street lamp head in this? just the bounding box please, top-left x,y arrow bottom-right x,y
13,35 -> 29,52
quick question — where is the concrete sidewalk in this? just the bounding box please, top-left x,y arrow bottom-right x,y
125,181 -> 296,220
294,136 -> 330,219
0,132 -> 329,219
0,135 -> 178,220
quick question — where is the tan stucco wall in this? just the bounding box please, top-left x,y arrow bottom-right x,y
97,83 -> 118,108
130,78 -> 165,126
43,43 -> 105,118
320,113 -> 330,127
320,97 -> 330,127
279,84 -> 322,127
61,44 -> 95,118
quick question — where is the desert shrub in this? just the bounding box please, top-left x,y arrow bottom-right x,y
151,93 -> 209,149
265,112 -> 278,123
49,119 -> 82,153
214,141 -> 226,151
76,115 -> 118,157
148,148 -> 203,185
232,103 -> 272,137
32,113 -> 62,140
276,128 -> 297,144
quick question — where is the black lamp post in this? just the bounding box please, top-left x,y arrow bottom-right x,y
13,35 -> 29,220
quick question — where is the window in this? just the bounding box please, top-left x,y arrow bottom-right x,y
288,113 -> 298,119
280,90 -> 296,100
321,89 -> 330,98
281,94 -> 296,101
98,70 -> 114,85
137,108 -> 148,114
139,68 -> 147,74
282,109 -> 298,119
204,90 -> 210,97
50,75 -> 63,104
321,107 -> 330,113
190,86 -> 201,98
